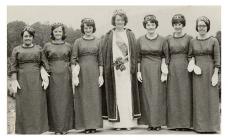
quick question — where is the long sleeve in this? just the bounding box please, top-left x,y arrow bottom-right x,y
136,38 -> 142,63
188,39 -> 194,58
67,43 -> 74,66
40,45 -> 50,73
127,31 -> 137,63
162,39 -> 170,65
71,39 -> 79,65
187,36 -> 193,58
9,47 -> 19,75
213,38 -> 221,68
97,39 -> 104,66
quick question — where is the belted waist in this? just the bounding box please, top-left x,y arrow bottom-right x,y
18,59 -> 41,64
49,56 -> 70,62
140,51 -> 163,57
170,53 -> 188,58
79,52 -> 98,57
194,53 -> 212,56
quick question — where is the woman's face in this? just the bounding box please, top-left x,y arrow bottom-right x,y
84,24 -> 93,36
53,26 -> 63,40
22,31 -> 33,45
115,15 -> 125,29
173,23 -> 183,33
197,20 -> 208,35
146,21 -> 157,34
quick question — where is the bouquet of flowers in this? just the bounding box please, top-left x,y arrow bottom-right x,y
113,57 -> 128,71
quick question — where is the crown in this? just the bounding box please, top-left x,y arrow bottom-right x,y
113,9 -> 126,16
81,18 -> 95,24
198,16 -> 210,23
173,14 -> 183,20
23,26 -> 35,33
51,22 -> 64,27
144,15 -> 156,21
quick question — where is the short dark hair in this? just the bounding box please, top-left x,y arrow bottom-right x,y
80,22 -> 96,34
50,24 -> 67,40
196,16 -> 210,32
143,18 -> 158,29
21,26 -> 35,38
111,13 -> 128,26
172,14 -> 186,27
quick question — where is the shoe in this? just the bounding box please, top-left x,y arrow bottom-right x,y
84,129 -> 90,134
54,132 -> 61,135
90,129 -> 96,133
61,131 -> 68,135
154,126 -> 161,131
126,128 -> 131,131
147,127 -> 154,131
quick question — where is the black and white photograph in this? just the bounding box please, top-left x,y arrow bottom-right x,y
1,0 -> 227,138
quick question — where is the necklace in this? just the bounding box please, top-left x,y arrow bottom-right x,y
145,33 -> 158,40
22,44 -> 34,48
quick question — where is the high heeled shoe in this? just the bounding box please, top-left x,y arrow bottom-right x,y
84,129 -> 90,134
126,128 -> 131,131
154,126 -> 161,131
61,131 -> 68,135
114,128 -> 121,131
147,126 -> 154,131
90,129 -> 96,133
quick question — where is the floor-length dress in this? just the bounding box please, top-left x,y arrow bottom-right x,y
10,45 -> 49,134
189,36 -> 220,132
137,35 -> 168,127
166,34 -> 193,129
108,29 -> 137,128
44,41 -> 74,132
72,37 -> 103,130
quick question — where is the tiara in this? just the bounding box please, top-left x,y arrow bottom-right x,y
23,26 -> 35,32
113,9 -> 126,16
198,16 -> 210,22
51,22 -> 64,27
173,14 -> 183,19
81,18 -> 95,24
144,15 -> 156,21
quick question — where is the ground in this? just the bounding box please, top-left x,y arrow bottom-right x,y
7,96 -> 199,134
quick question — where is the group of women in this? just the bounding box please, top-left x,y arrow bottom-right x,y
8,9 -> 221,134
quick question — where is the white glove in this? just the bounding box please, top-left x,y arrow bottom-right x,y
161,73 -> 168,82
161,62 -> 168,74
72,76 -> 79,94
40,66 -> 50,90
98,76 -> 104,87
187,58 -> 195,72
11,80 -> 21,94
42,80 -> 49,90
72,76 -> 79,87
137,72 -> 143,83
194,65 -> 202,75
72,64 -> 80,86
73,64 -> 80,77
72,64 -> 80,94
211,72 -> 218,86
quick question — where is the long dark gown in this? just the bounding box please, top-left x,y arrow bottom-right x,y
166,34 -> 193,129
188,36 -> 220,132
137,35 -> 169,127
44,41 -> 74,132
10,44 -> 49,134
72,37 -> 103,130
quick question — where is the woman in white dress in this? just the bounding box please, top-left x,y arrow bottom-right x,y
102,9 -> 141,130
